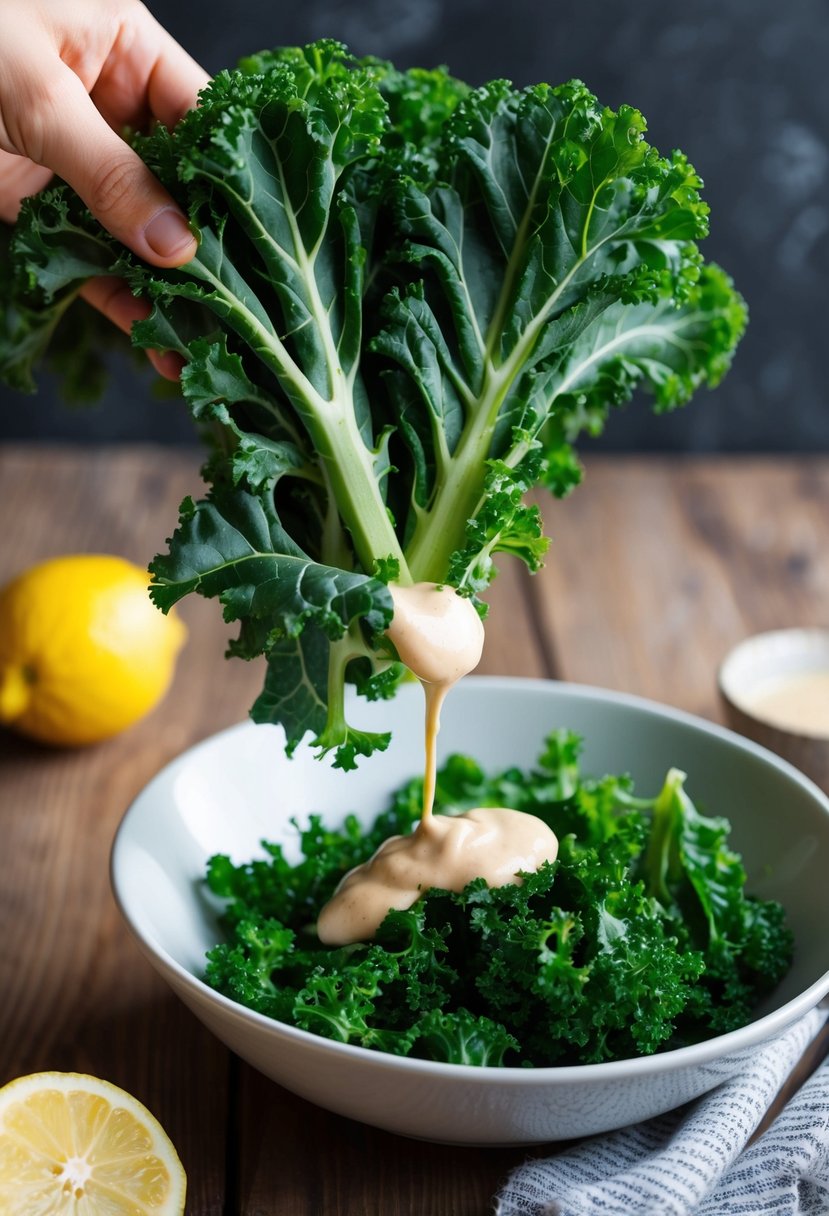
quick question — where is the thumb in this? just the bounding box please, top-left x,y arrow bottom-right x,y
21,61 -> 197,267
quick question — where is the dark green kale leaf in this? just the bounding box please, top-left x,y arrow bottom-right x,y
640,768 -> 794,1036
204,916 -> 296,1020
414,1009 -> 518,1066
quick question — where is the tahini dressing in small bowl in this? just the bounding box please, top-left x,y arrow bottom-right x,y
719,628 -> 829,790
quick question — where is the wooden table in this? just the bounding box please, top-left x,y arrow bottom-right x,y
2,446 -> 828,1214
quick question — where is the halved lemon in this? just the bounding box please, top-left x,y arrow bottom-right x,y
0,1072 -> 186,1214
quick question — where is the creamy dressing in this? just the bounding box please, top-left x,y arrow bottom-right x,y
385,582 -> 485,823
744,669 -> 829,737
316,806 -> 559,945
316,582 -> 560,946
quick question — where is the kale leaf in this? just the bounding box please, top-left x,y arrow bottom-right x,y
640,768 -> 794,1036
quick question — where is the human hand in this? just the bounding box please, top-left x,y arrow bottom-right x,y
0,0 -> 209,377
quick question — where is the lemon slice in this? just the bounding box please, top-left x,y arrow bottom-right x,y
0,1073 -> 186,1214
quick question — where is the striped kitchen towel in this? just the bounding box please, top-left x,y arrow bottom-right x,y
496,1006 -> 829,1216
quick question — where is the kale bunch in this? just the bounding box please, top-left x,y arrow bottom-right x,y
1,42 -> 746,769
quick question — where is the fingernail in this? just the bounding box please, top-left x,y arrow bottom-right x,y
144,207 -> 195,259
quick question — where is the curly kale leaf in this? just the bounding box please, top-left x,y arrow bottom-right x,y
204,917 -> 296,1019
414,1009 -> 518,1066
149,484 -> 393,766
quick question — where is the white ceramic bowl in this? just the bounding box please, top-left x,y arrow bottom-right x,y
111,678 -> 829,1145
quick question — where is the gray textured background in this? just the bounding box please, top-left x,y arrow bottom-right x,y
2,0 -> 827,450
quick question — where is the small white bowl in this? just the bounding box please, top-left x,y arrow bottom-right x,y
111,678 -> 829,1145
719,628 -> 829,790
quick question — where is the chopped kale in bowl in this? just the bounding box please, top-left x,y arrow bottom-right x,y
204,732 -> 792,1066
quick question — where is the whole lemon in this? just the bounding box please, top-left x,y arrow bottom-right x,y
0,554 -> 186,746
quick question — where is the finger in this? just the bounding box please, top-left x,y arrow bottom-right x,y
89,11 -> 209,135
20,61 -> 197,266
80,276 -> 184,381
80,275 -> 150,333
144,25 -> 210,129
0,150 -> 52,222
148,347 -> 186,380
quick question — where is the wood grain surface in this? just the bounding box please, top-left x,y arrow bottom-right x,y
1,446 -> 827,1215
